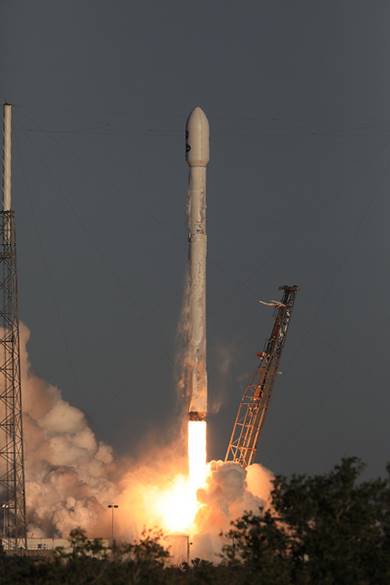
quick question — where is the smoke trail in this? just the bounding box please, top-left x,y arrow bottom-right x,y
175,266 -> 192,406
208,341 -> 236,415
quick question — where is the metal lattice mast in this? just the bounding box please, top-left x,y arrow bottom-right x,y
225,285 -> 298,468
0,104 -> 27,549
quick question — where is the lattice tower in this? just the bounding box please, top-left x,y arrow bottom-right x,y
225,285 -> 298,468
0,104 -> 27,550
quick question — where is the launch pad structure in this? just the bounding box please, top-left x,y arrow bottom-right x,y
0,104 -> 27,549
225,285 -> 298,468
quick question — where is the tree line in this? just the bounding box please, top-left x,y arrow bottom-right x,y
0,457 -> 389,584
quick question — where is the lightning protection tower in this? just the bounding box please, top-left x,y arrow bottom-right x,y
225,285 -> 298,468
0,104 -> 27,549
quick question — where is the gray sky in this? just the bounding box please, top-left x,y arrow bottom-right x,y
0,0 -> 387,477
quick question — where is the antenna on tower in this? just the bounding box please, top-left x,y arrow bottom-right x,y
0,103 -> 27,550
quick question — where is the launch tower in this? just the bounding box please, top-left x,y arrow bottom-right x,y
225,285 -> 298,467
0,104 -> 27,549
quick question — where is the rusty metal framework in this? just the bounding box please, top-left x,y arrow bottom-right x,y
225,285 -> 299,468
0,210 -> 27,549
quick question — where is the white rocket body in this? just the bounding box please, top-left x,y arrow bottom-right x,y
185,107 -> 209,421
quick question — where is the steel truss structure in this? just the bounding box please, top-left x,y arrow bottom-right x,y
225,285 -> 299,468
0,210 -> 27,549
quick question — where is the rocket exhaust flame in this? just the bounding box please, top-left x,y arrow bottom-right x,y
153,421 -> 208,535
188,420 -> 207,490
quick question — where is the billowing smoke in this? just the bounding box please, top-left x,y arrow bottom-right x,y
21,324 -> 118,538
192,460 -> 273,559
20,323 -> 273,556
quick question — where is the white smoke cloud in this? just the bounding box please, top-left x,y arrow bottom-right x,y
191,460 -> 273,559
20,324 -> 118,538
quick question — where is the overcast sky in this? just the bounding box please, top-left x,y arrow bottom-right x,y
0,1 -> 387,477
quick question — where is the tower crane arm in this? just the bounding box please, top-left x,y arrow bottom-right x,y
225,285 -> 299,468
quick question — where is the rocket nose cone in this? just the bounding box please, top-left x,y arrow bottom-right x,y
186,106 -> 209,166
186,106 -> 209,130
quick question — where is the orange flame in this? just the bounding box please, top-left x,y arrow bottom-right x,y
152,420 -> 208,534
188,420 -> 207,489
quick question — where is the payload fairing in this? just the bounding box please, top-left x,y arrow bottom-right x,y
185,107 -> 209,422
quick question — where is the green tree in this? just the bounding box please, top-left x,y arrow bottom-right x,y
221,509 -> 291,584
272,457 -> 389,585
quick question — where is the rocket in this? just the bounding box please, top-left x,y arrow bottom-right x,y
185,106 -> 209,422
